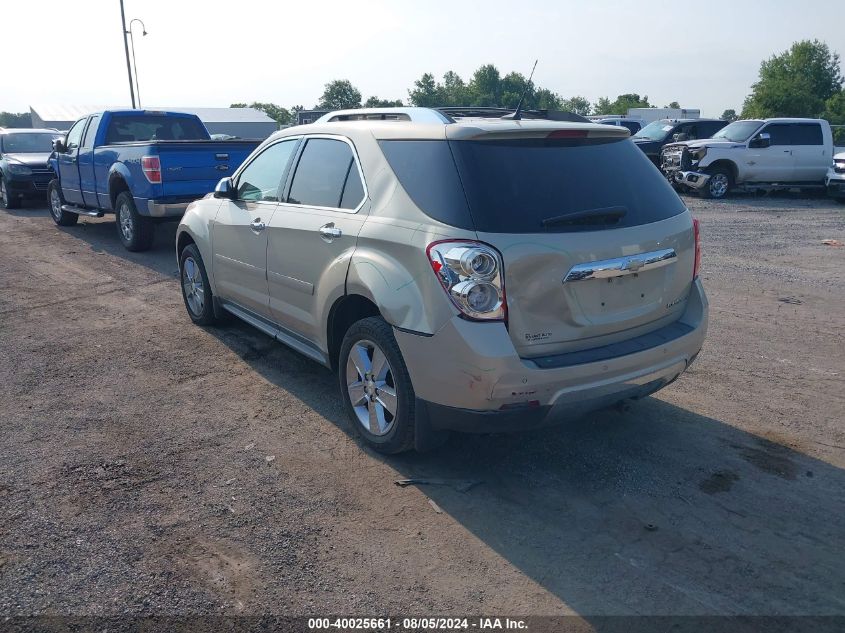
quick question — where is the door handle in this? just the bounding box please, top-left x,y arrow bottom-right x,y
250,218 -> 265,232
319,223 -> 342,240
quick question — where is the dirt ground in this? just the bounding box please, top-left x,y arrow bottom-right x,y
1,193 -> 844,627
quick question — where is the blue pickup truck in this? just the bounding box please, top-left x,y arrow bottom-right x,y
48,110 -> 261,251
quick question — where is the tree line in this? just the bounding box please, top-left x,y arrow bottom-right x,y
1,41 -> 842,134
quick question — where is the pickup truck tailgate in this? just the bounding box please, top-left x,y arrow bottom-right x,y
155,141 -> 260,197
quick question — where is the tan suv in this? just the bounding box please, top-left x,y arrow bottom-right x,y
176,107 -> 708,453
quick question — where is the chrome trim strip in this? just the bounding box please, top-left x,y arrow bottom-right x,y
563,248 -> 677,283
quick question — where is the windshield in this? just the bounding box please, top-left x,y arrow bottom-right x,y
633,120 -> 675,141
379,138 -> 684,233
2,133 -> 58,153
711,120 -> 763,142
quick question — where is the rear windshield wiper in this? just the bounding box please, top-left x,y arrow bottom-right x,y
540,206 -> 627,229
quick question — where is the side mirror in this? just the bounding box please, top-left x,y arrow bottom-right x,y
750,132 -> 771,149
213,177 -> 235,199
673,133 -> 689,142
53,138 -> 67,153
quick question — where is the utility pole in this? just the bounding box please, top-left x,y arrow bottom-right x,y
119,0 -> 136,108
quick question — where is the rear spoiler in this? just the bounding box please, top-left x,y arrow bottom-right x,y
446,123 -> 631,141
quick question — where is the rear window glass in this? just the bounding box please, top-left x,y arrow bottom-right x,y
104,115 -> 208,143
789,124 -> 823,146
380,138 -> 685,233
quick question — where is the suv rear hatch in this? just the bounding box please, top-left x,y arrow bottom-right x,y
381,123 -> 697,358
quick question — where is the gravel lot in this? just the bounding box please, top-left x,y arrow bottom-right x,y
1,193 -> 844,626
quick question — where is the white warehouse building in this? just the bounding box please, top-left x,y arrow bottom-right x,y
29,105 -> 278,139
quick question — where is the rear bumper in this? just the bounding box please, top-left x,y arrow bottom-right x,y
143,199 -> 194,218
396,279 -> 708,433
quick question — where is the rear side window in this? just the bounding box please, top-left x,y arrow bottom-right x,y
380,138 -> 685,233
104,115 -> 208,143
287,138 -> 364,209
378,140 -> 473,229
82,115 -> 100,148
790,124 -> 823,145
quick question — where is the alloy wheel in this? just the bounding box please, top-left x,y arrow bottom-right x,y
50,188 -> 62,220
709,173 -> 729,198
181,256 -> 205,316
345,339 -> 398,436
118,203 -> 133,242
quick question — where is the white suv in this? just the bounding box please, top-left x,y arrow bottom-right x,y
661,118 -> 834,198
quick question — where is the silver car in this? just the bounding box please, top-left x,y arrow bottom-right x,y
176,107 -> 708,453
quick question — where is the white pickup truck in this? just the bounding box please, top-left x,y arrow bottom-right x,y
660,118 -> 834,199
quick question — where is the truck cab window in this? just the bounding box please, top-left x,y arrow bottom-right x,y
65,119 -> 85,151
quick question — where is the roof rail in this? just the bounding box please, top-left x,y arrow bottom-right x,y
313,106 -> 591,125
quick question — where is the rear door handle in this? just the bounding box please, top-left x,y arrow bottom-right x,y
250,219 -> 265,232
319,223 -> 342,240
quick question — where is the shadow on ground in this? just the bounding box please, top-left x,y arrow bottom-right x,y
211,321 -> 845,623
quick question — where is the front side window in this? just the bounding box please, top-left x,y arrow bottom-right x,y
761,124 -> 792,146
287,138 -> 364,209
65,119 -> 86,150
236,139 -> 298,202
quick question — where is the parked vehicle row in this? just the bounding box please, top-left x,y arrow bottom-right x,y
661,118 -> 835,199
46,110 -> 261,250
632,119 -> 729,165
175,107 -> 708,453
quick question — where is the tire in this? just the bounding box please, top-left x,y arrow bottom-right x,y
0,175 -> 20,209
702,166 -> 732,199
179,243 -> 217,326
338,316 -> 416,454
47,180 -> 78,226
115,191 -> 154,251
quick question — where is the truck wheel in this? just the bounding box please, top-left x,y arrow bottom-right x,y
0,176 -> 21,209
703,167 -> 732,199
48,180 -> 78,226
115,191 -> 154,251
339,316 -> 417,454
179,243 -> 217,326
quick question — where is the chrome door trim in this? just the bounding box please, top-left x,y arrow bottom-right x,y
563,248 -> 677,283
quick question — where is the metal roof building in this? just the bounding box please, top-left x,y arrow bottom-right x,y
29,105 -> 278,139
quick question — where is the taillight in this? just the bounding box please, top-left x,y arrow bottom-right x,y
693,218 -> 701,279
427,240 -> 506,321
141,155 -> 161,184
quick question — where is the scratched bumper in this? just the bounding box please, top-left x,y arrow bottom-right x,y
395,279 -> 707,431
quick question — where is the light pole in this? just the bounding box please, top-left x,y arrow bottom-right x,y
119,0 -> 136,108
127,19 -> 148,108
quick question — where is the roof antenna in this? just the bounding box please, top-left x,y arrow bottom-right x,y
506,59 -> 538,121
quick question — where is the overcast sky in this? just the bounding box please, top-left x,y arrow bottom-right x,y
4,0 -> 844,118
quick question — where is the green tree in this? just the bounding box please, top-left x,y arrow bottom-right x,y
742,40 -> 843,118
364,96 -> 404,107
720,108 -> 739,122
823,91 -> 845,144
665,101 -> 681,109
230,102 -> 291,126
609,93 -> 652,114
535,88 -> 564,111
408,73 -> 439,106
468,64 -> 502,107
439,71 -> 469,106
0,112 -> 31,127
561,96 -> 591,116
592,97 -> 613,115
500,71 -> 531,108
318,80 -> 362,110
